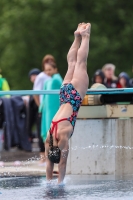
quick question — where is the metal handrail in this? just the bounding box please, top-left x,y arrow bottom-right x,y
0,88 -> 133,96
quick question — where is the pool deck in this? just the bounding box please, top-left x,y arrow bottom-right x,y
0,160 -> 58,177
0,142 -> 58,177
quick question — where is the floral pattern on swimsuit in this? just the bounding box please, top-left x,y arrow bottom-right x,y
59,83 -> 82,127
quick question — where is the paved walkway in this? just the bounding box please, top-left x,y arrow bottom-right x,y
0,160 -> 58,177
0,144 -> 58,177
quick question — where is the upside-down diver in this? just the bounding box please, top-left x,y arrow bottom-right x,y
45,22 -> 91,184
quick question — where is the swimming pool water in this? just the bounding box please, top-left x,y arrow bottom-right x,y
1,175 -> 133,200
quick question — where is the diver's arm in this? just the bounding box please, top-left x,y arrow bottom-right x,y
45,136 -> 54,181
58,140 -> 69,184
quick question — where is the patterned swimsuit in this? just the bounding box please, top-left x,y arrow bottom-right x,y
49,83 -> 82,139
60,83 -> 82,127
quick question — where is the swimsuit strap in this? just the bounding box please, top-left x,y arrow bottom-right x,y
50,118 -> 68,140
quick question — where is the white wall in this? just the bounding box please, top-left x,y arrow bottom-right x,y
66,119 -> 133,175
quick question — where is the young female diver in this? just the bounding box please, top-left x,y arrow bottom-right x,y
45,22 -> 91,184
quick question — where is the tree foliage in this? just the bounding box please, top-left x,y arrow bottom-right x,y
0,0 -> 133,89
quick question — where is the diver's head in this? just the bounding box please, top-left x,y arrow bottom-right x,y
48,146 -> 61,164
48,133 -> 61,164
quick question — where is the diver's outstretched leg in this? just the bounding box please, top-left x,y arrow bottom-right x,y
71,23 -> 91,99
63,23 -> 86,84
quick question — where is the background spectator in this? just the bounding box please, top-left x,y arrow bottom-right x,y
102,63 -> 118,88
41,62 -> 63,142
117,72 -> 130,88
29,68 -> 40,83
33,55 -> 55,165
28,68 -> 40,141
0,69 -> 10,97
129,68 -> 133,87
92,69 -> 105,85
33,55 -> 53,106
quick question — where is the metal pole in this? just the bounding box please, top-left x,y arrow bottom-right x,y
0,88 -> 133,96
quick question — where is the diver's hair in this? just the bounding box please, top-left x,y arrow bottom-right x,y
48,129 -> 61,164
49,131 -> 53,150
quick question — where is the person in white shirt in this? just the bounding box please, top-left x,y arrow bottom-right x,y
33,55 -> 56,106
33,71 -> 50,106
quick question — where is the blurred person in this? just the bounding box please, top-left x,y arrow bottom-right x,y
28,68 -> 40,141
33,55 -> 55,165
92,69 -> 105,85
29,68 -> 40,83
33,55 -> 55,106
129,67 -> 133,87
41,62 -> 63,143
45,22 -> 91,184
102,63 -> 118,88
117,72 -> 130,88
0,69 -> 10,97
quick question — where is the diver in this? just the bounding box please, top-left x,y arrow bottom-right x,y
45,22 -> 91,184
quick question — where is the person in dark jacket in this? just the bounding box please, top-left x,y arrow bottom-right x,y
28,68 -> 46,165
117,72 -> 130,88
92,69 -> 105,85
28,68 -> 41,141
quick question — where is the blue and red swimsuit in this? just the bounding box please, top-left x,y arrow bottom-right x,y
49,83 -> 82,139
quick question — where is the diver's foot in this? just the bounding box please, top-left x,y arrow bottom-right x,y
80,23 -> 91,37
74,22 -> 86,37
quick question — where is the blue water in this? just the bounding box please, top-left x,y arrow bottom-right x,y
1,175 -> 133,200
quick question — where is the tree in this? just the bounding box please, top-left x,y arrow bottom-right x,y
0,0 -> 133,89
